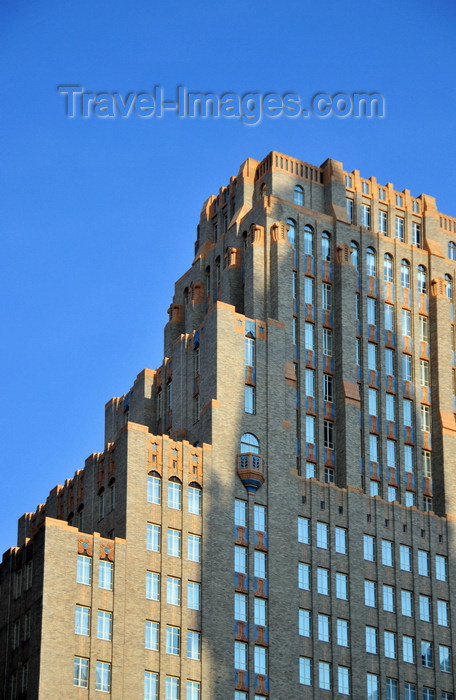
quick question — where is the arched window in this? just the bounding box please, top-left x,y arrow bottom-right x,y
384,253 -> 393,282
366,247 -> 376,277
418,265 -> 427,294
401,259 -> 410,288
168,476 -> 182,510
183,287 -> 189,304
260,183 -> 266,198
445,273 -> 453,300
304,225 -> 313,256
294,185 -> 304,206
147,471 -> 161,505
188,482 -> 202,515
287,218 -> 296,248
322,232 -> 331,262
350,241 -> 359,269
240,433 -> 260,454
449,242 -> 456,260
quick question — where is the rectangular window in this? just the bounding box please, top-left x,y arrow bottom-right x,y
363,535 -> 375,561
368,388 -> 378,416
245,337 -> 255,366
364,580 -> 376,607
235,546 -> 247,574
322,283 -> 332,310
439,644 -> 451,673
402,309 -> 411,336
318,613 -> 330,642
403,635 -> 415,663
306,414 -> 315,444
187,630 -> 201,660
421,640 -> 433,668
420,360 -> 429,387
73,657 -> 89,688
99,560 -> 113,590
298,563 -> 310,590
323,374 -> 333,402
235,592 -> 247,621
316,522 -> 328,549
166,625 -> 180,655
304,277 -> 314,305
167,576 -> 181,606
97,611 -> 112,641
395,216 -> 404,241
368,343 -> 377,370
383,585 -> 395,612
384,303 -> 394,331
436,554 -> 448,582
367,674 -> 379,700
146,571 -> 160,600
319,661 -> 331,690
145,620 -> 159,651
323,420 -> 334,449
165,677 -> 179,700
384,631 -> 396,658
253,504 -> 266,532
403,399 -> 413,427
437,599 -> 449,626
369,435 -> 378,463
401,590 -> 413,617
323,328 -> 332,356
244,385 -> 255,414
75,605 -> 90,636
234,499 -> 247,527
418,550 -> 430,576
367,297 -> 377,326
254,646 -> 267,675
298,517 -> 310,544
317,567 -> 329,595
378,210 -> 387,234
299,609 -> 311,637
365,626 -> 378,654
404,683 -> 416,700
400,544 -> 411,571
386,396 -> 395,423
421,404 -> 430,432
188,581 -> 201,610
419,594 -> 431,622
337,619 -> 349,647
335,527 -> 347,554
305,368 -> 314,397
299,657 -> 312,686
254,597 -> 267,626
168,482 -> 182,510
188,534 -> 201,561
419,315 -> 428,342
382,540 -> 394,567
187,681 -> 200,700
167,529 -> 181,558
147,475 -> 161,504
147,523 -> 161,552
402,354 -> 412,381
346,198 -> 353,223
254,551 -> 267,579
304,322 -> 314,350
385,348 -> 395,375
76,555 -> 92,585
412,222 -> 421,246
95,661 -> 111,693
362,204 -> 371,229
188,487 -> 201,515
234,641 -> 247,670
337,666 -> 350,695
386,679 -> 398,700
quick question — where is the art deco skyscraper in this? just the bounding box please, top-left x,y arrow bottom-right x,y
1,151 -> 456,699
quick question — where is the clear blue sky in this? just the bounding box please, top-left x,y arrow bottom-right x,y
1,0 -> 455,555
